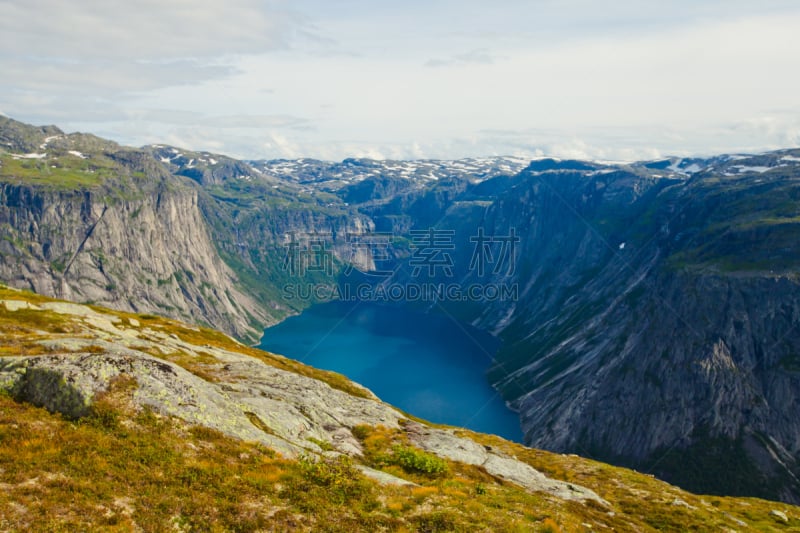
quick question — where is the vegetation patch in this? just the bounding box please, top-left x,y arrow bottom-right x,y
391,445 -> 449,477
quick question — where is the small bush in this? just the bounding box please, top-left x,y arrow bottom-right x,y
88,401 -> 120,430
86,374 -> 138,430
306,436 -> 334,451
412,510 -> 460,532
391,446 -> 449,476
351,424 -> 371,441
293,454 -> 375,506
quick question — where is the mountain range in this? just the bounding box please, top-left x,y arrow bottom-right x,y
2,115 -> 800,507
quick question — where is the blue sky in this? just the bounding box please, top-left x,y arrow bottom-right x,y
2,1 -> 800,161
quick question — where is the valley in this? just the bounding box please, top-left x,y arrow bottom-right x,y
2,115 -> 800,505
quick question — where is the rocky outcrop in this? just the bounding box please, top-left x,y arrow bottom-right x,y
0,116 -> 63,153
404,421 -> 606,504
0,182 -> 270,342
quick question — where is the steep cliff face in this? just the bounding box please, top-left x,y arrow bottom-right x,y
504,265 -> 800,501
458,161 -> 800,502
0,117 -> 272,342
195,171 -> 381,315
0,182 -> 270,341
359,156 -> 800,502
0,117 -> 389,339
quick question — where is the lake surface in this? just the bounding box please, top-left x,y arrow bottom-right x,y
259,301 -> 522,442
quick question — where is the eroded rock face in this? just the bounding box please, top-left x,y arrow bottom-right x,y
0,341 -> 402,459
0,183 -> 270,342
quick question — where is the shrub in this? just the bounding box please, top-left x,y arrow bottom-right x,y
412,510 -> 460,532
306,437 -> 334,451
294,454 -> 375,506
351,424 -> 371,441
391,445 -> 449,476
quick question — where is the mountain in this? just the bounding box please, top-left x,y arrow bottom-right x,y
499,161 -> 800,501
3,116 -> 800,504
368,153 -> 800,502
251,156 -> 529,190
0,117 -> 272,342
1,284 -> 798,531
322,150 -> 800,502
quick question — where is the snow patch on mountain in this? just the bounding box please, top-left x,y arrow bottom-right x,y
251,156 -> 531,189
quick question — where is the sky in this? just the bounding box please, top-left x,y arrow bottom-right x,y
2,0 -> 800,161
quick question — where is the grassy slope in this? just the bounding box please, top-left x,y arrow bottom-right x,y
0,286 -> 798,531
664,168 -> 800,274
0,153 -> 113,189
0,122 -> 169,197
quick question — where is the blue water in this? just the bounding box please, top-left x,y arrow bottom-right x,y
259,301 -> 522,442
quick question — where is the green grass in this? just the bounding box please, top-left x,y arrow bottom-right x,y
0,154 -> 113,189
661,174 -> 800,274
391,445 -> 449,476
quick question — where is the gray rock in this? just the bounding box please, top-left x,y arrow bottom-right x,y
0,182 -> 271,342
406,423 -> 607,504
355,465 -> 417,487
1,299 -> 40,311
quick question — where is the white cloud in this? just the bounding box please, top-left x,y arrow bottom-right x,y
1,58 -> 235,95
0,0 -> 308,117
2,1 -> 800,161
0,0 -> 300,60
125,110 -> 313,130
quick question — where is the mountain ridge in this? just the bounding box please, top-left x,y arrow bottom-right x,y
3,115 -> 800,503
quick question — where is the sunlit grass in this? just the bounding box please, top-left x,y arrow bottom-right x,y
0,154 -> 111,189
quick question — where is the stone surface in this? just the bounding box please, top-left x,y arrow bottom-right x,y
0,180 -> 271,342
405,422 -> 607,505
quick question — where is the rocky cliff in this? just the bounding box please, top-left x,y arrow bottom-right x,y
0,117 -> 270,342
332,153 -> 800,501
410,158 -> 800,502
